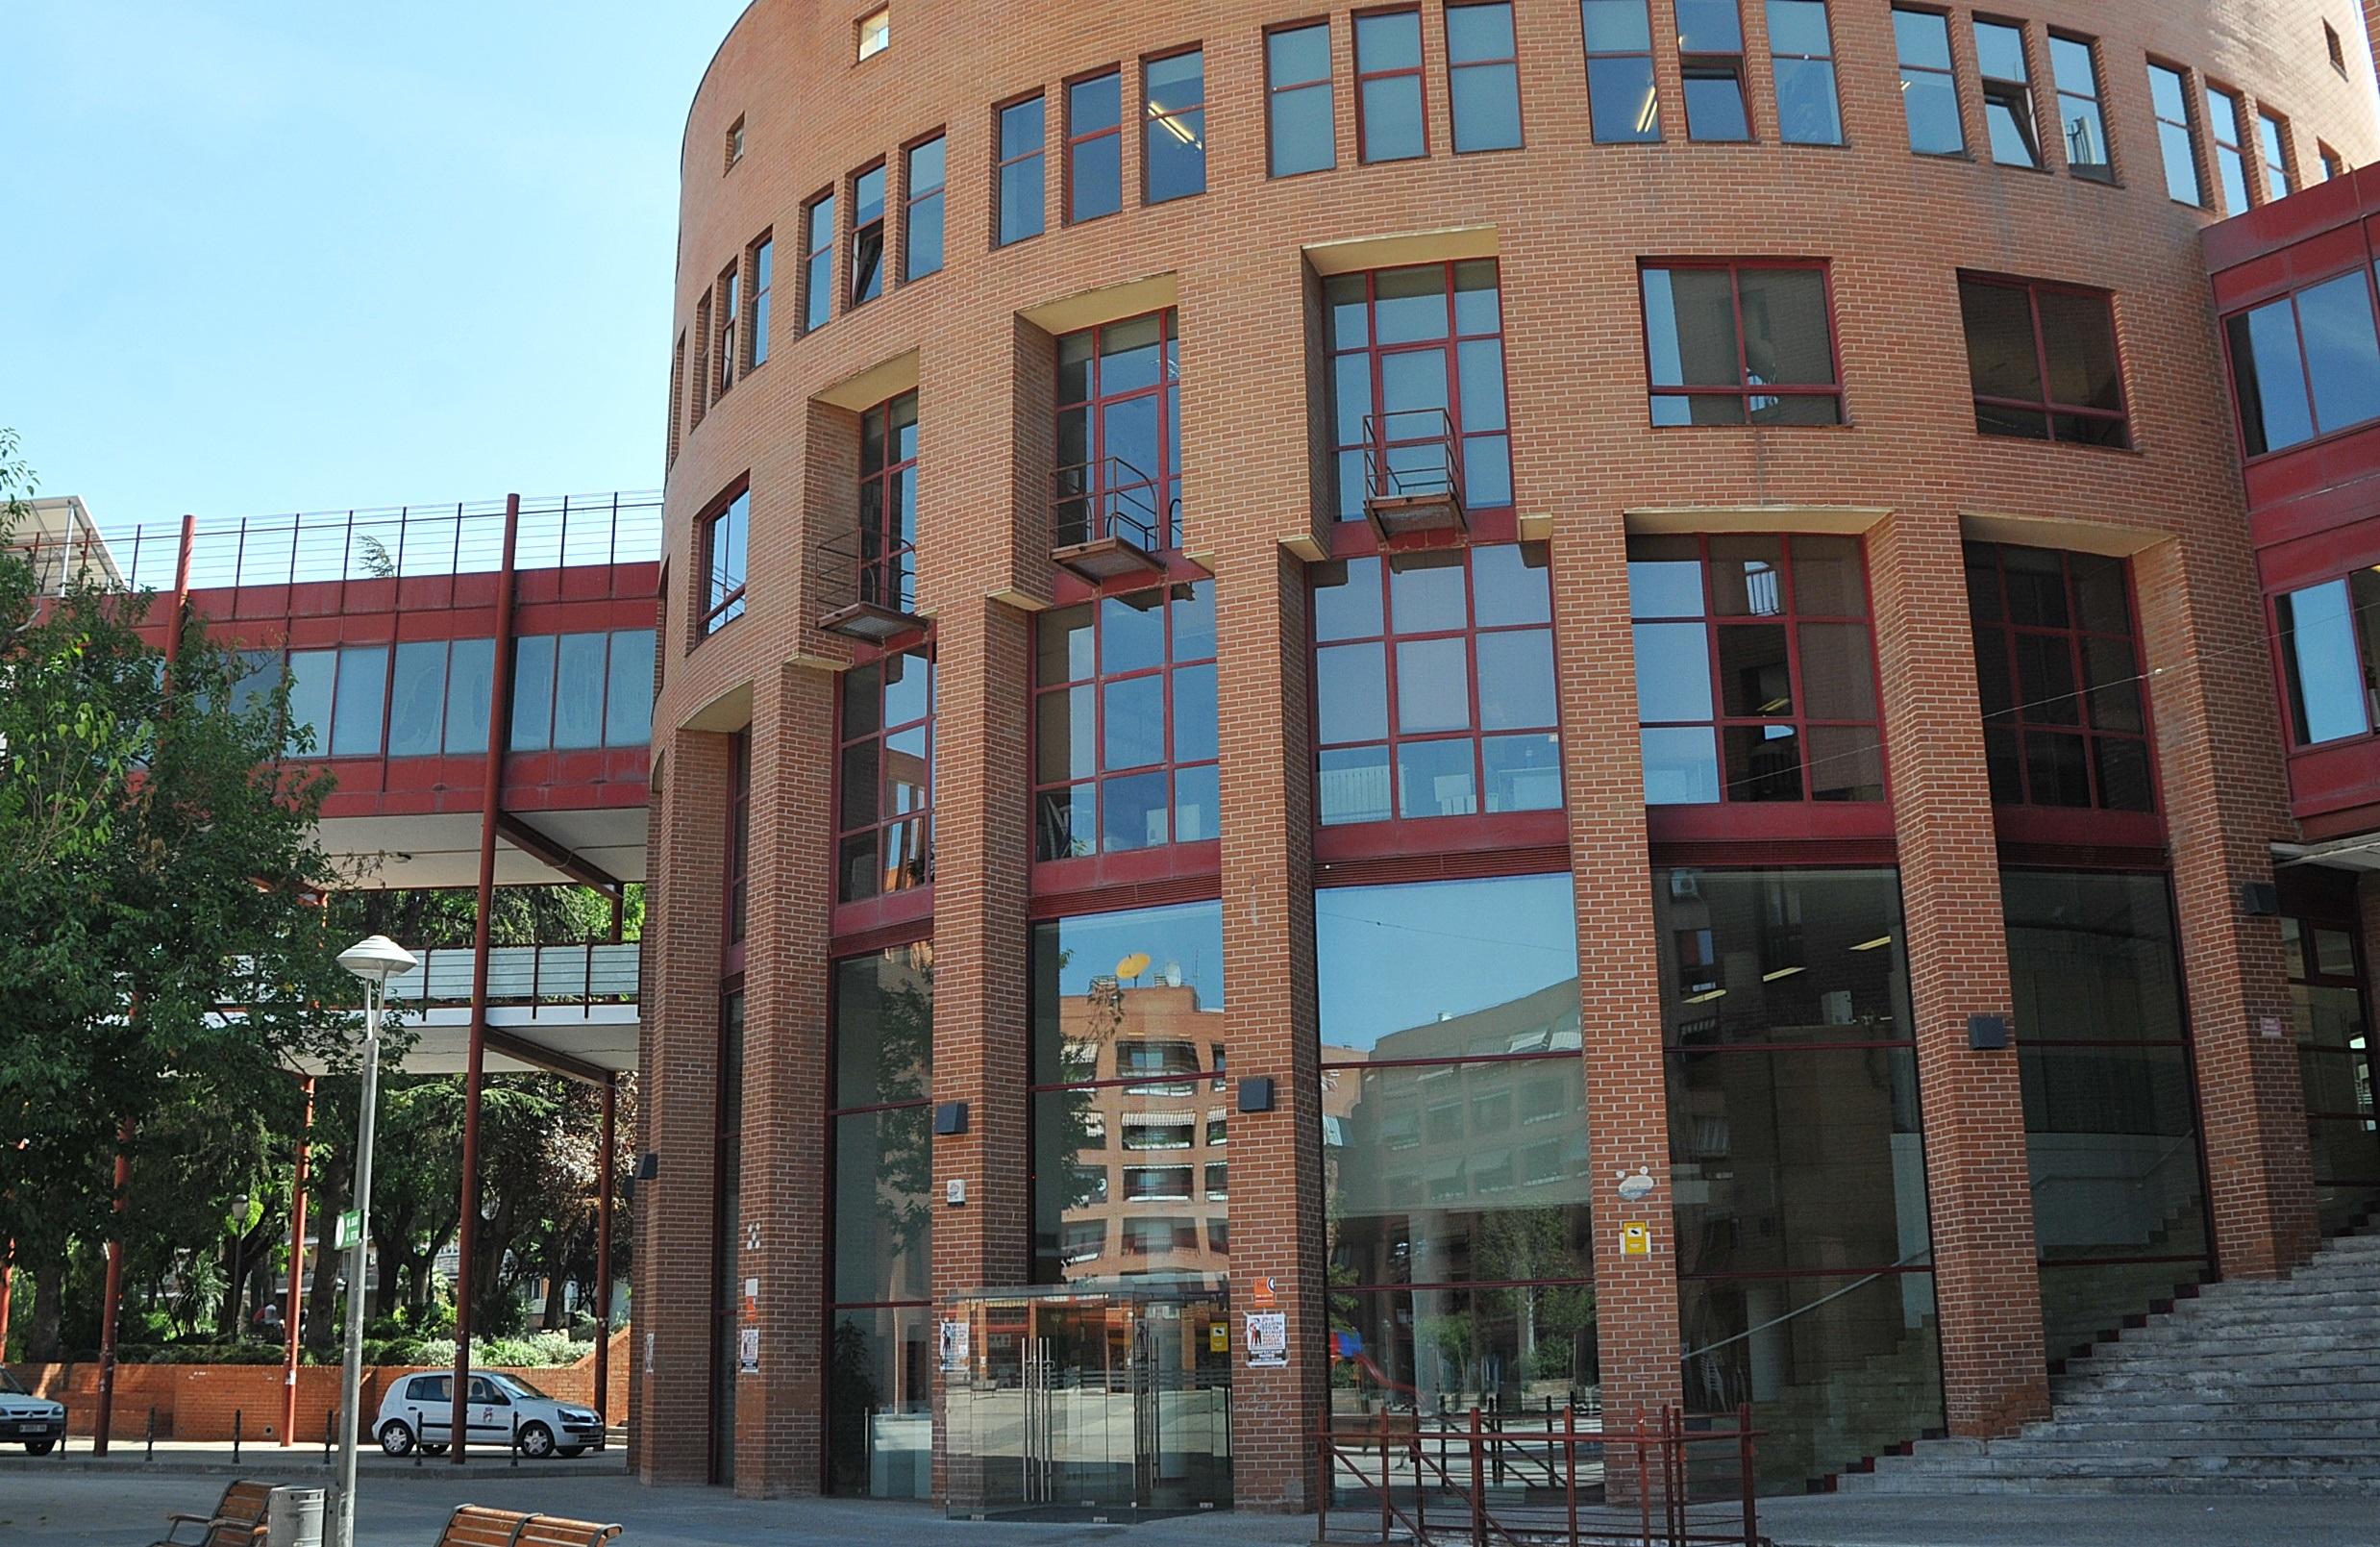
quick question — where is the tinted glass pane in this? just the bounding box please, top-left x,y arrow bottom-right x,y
1767,0 -> 1830,54
285,649 -> 336,755
1450,61 -> 1523,152
1773,57 -> 1843,145
1587,56 -> 1660,142
1356,9 -> 1422,68
1102,768 -> 1170,851
1482,732 -> 1563,811
1643,725 -> 1722,804
508,635 -> 555,751
834,1108 -> 931,1303
2036,290 -> 2124,412
834,950 -> 932,1108
552,633 -> 607,749
1806,722 -> 1885,801
1628,535 -> 1705,618
1474,542 -> 1551,625
1448,3 -> 1515,62
604,630 -> 655,746
2277,579 -> 2370,744
1397,737 -> 1476,817
1172,661 -> 1218,764
1655,867 -> 1910,1044
1738,267 -> 1832,386
1581,0 -> 1653,52
331,646 -> 387,757
1321,642 -> 1392,743
1032,900 -> 1226,1085
1315,557 -> 1386,641
1037,685 -> 1096,783
2227,300 -> 2316,457
386,639 -> 447,758
1359,74 -> 1426,162
1320,744 -> 1393,825
1145,54 -> 1205,203
442,636 -> 493,755
1477,630 -> 1555,730
1643,268 -> 1741,387
1899,73 -> 1964,155
1388,552 -> 1466,631
1797,622 -> 1876,720
1174,762 -> 1219,841
1717,625 -> 1792,716
1317,874 -> 1579,1059
1396,636 -> 1471,733
824,1308 -> 930,1498
1636,621 -> 1714,722
2298,271 -> 2380,436
1961,281 -> 2045,404
1103,674 -> 1165,769
1270,81 -> 1336,176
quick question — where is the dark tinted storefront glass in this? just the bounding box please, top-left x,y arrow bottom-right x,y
833,1109 -> 931,1303
825,1306 -> 930,1497
834,951 -> 932,1109
1650,868 -> 1911,1046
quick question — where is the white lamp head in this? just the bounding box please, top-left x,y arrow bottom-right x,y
337,935 -> 419,984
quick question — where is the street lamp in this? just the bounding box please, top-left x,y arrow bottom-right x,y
333,935 -> 416,1547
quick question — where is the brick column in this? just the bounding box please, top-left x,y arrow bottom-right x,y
1867,510 -> 2049,1437
634,729 -> 733,1484
2134,536 -> 2314,1279
733,660 -> 838,1494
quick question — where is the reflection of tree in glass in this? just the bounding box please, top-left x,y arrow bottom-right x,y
825,1316 -> 880,1492
1473,1206 -> 1597,1385
872,964 -> 933,1284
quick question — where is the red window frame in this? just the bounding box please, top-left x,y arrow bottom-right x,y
699,483 -> 749,637
2258,109 -> 2293,197
1326,260 -> 1512,531
849,161 -> 887,308
1629,531 -> 1888,809
748,234 -> 773,370
1141,46 -> 1206,204
856,390 -> 919,612
1581,0 -> 1661,143
725,731 -> 751,968
994,93 -> 1047,245
2046,32 -> 2112,182
691,289 -> 712,428
903,133 -> 946,282
1445,2 -> 1523,153
1892,5 -> 1965,156
669,332 -> 686,465
1965,541 -> 2157,815
1265,18 -> 1337,178
834,647 -> 934,907
1064,68 -> 1124,225
715,261 -> 739,397
1352,8 -> 1428,163
2147,61 -> 2207,207
1054,308 -> 1181,553
2279,913 -> 2380,1209
2206,81 -> 2253,212
1676,0 -> 1750,143
1639,259 -> 1846,424
1959,274 -> 2131,448
2222,263 -> 2380,463
1972,15 -> 2041,167
801,189 -> 835,333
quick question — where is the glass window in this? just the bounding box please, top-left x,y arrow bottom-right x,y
604,630 -> 656,747
552,633 -> 608,750
850,162 -> 887,307
1034,582 -> 1217,861
837,651 -> 934,904
2279,914 -> 2380,1235
1974,19 -> 2040,168
2206,85 -> 2252,213
1958,275 -> 2130,447
2148,63 -> 2206,206
387,639 -> 448,759
858,391 -> 921,612
1267,22 -> 1336,176
749,237 -> 772,367
1630,533 -> 1882,805
508,635 -> 556,752
726,735 -> 750,945
1144,50 -> 1206,203
1676,0 -> 1749,142
443,637 -> 493,755
715,262 -> 738,397
802,192 -> 834,332
1582,0 -> 1660,143
1313,546 -> 1560,827
1067,71 -> 1124,222
1447,4 -> 1523,153
2047,35 -> 2112,182
2258,111 -> 2293,197
1325,261 -> 1511,518
1054,309 -> 1182,552
703,487 -> 749,635
1767,0 -> 1843,146
902,136 -> 945,282
1032,902 -> 1226,1283
1965,543 -> 2151,810
2004,871 -> 2212,1359
330,645 -> 387,757
2224,269 -> 2380,457
1893,8 -> 1964,156
285,648 -> 336,756
857,6 -> 889,60
1355,10 -> 1427,162
2274,571 -> 2380,745
1642,262 -> 1842,426
996,96 -> 1046,245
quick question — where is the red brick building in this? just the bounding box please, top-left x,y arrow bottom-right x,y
634,0 -> 2380,1510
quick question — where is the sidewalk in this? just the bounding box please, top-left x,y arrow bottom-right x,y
17,1436 -> 625,1481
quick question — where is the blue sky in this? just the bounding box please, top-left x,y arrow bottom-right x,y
2,2 -> 751,538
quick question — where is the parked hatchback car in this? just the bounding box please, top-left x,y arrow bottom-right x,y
0,1366 -> 66,1455
375,1371 -> 603,1460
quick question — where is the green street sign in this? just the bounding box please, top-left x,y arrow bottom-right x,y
334,1210 -> 360,1252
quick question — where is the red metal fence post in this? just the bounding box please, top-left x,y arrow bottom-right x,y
1738,1403 -> 1757,1547
1469,1407 -> 1486,1547
1564,1402 -> 1578,1547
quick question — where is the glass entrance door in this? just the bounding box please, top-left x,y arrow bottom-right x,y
946,1278 -> 1230,1516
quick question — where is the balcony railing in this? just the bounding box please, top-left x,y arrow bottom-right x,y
1053,456 -> 1168,580
1361,410 -> 1467,540
815,529 -> 923,642
384,942 -> 641,1007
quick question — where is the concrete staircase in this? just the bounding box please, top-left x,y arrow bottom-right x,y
1841,1224 -> 2380,1495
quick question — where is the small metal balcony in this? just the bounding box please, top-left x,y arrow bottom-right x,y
1361,409 -> 1467,541
1053,457 -> 1169,581
817,531 -> 924,642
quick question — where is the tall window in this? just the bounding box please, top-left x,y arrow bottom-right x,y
1676,0 -> 1749,142
836,651 -> 933,903
902,136 -> 945,282
1630,533 -> 1884,805
701,487 -> 749,636
1267,22 -> 1337,176
1894,8 -> 1964,156
1581,0 -> 1660,143
2148,63 -> 2206,206
748,236 -> 772,367
850,163 -> 887,307
996,96 -> 1046,245
1032,903 -> 1227,1283
1325,261 -> 1512,520
802,191 -> 835,332
1144,49 -> 1206,202
1033,582 -> 1216,861
1355,10 -> 1428,162
1957,274 -> 2130,447
859,392 -> 920,611
2274,570 -> 2380,745
2281,913 -> 2380,1235
1767,0 -> 1843,146
1657,868 -> 1941,1490
692,291 -> 711,427
1067,71 -> 1124,222
824,945 -> 933,1498
2207,85 -> 2253,212
2259,111 -> 2293,198
2328,20 -> 2349,75
725,115 -> 745,172
2006,871 -> 2212,1360
1447,4 -> 1523,153
716,262 -> 740,396
1312,545 -> 1561,826
2225,265 -> 2380,458
2048,34 -> 2112,181
1641,261 -> 1843,425
1965,543 -> 2150,811
1054,309 -> 1181,552
1974,18 -> 2040,168
726,734 -> 750,946
2319,144 -> 2348,182
285,645 -> 388,758
508,630 -> 657,752
670,333 -> 685,462
1319,875 -> 1595,1414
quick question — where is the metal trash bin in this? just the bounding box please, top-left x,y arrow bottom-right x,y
265,1485 -> 327,1547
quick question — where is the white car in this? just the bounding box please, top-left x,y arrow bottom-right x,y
375,1370 -> 604,1460
0,1366 -> 66,1455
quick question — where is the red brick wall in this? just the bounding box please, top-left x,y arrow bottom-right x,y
638,0 -> 2377,1500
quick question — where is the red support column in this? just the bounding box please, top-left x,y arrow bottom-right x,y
282,1076 -> 314,1445
0,1243 -> 12,1356
452,494 -> 522,1461
594,1077 -> 616,1426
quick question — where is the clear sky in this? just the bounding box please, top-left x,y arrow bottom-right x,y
2,1 -> 752,539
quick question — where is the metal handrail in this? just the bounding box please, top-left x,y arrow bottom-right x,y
1360,409 -> 1467,509
1053,455 -> 1164,551
384,943 -> 641,1007
815,528 -> 919,615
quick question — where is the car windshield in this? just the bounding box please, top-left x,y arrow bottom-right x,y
0,1369 -> 27,1396
487,1372 -> 550,1401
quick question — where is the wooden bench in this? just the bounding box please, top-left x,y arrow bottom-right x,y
149,1479 -> 271,1547
434,1505 -> 623,1547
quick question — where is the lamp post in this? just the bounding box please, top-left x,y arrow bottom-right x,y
334,935 -> 417,1547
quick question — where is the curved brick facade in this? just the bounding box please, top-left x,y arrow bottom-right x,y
635,0 -> 2380,1506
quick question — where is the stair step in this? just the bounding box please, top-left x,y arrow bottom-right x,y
2079,1346 -> 2380,1371
1856,1473 -> 2380,1496
1881,1452 -> 2380,1479
1984,1437 -> 2380,1460
2053,1397 -> 2380,1421
2023,1418 -> 2380,1441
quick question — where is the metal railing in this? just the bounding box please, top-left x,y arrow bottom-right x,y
1360,409 -> 1468,513
384,943 -> 640,1007
1317,1405 -> 1764,1547
1053,455 -> 1167,552
815,528 -> 919,616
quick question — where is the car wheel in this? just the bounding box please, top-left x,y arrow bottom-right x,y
379,1419 -> 416,1457
557,1446 -> 586,1460
517,1422 -> 556,1460
422,1442 -> 450,1457
25,1439 -> 56,1457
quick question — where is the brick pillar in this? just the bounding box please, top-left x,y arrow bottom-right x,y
2133,536 -> 2314,1279
733,660 -> 838,1495
635,729 -> 733,1485
1549,515 -> 1681,1429
1218,545 -> 1326,1511
1867,511 -> 2048,1437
